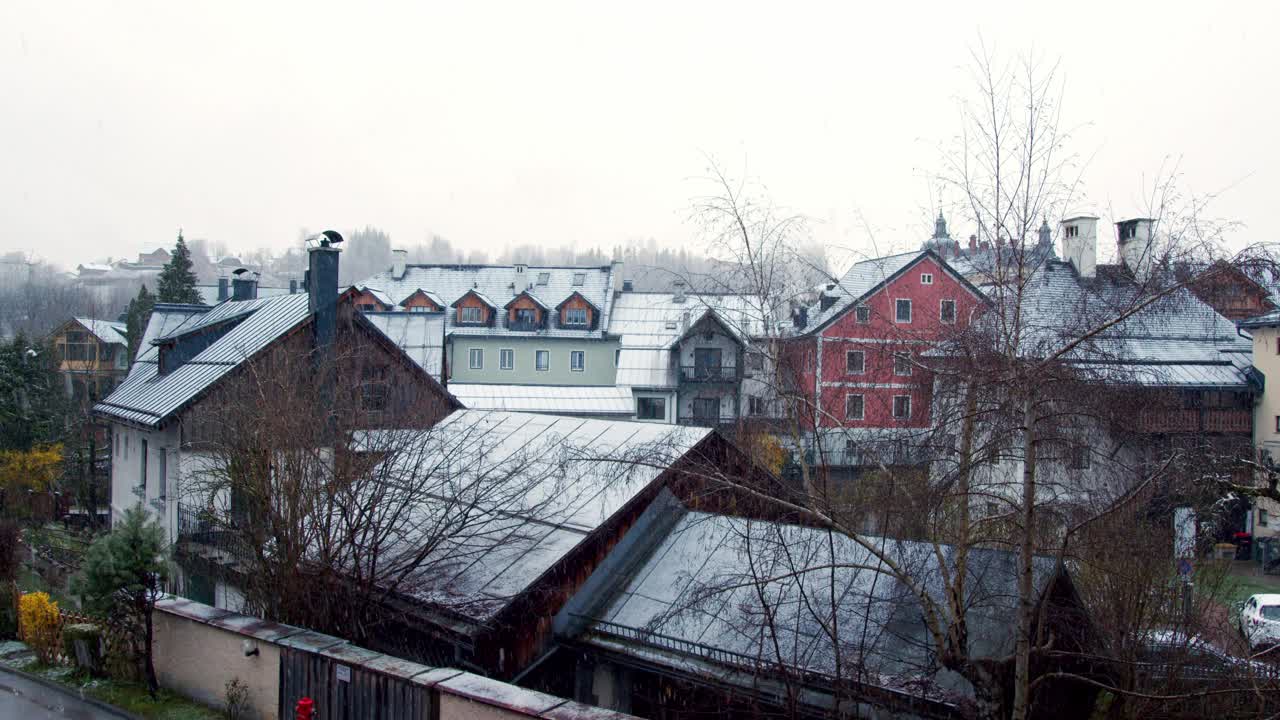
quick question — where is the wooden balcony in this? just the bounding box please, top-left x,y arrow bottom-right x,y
1137,409 -> 1251,435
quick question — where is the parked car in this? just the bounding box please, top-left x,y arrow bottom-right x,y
1138,630 -> 1272,681
1239,593 -> 1280,652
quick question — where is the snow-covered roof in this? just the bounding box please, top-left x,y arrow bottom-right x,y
362,312 -> 446,381
579,504 -> 1061,703
801,251 -> 928,332
94,294 -> 313,427
376,411 -> 712,624
195,285 -> 295,306
353,286 -> 395,307
611,293 -> 764,389
358,264 -> 618,339
447,384 -> 634,415
71,318 -> 127,346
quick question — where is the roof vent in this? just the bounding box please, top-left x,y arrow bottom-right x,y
673,280 -> 686,303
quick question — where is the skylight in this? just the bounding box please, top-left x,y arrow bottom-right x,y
572,272 -> 586,286
536,272 -> 551,285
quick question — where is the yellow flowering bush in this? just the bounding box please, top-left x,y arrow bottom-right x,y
19,591 -> 61,664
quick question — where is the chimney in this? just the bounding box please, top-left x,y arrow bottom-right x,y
792,306 -> 809,330
681,309 -> 691,332
217,277 -> 229,302
1116,218 -> 1156,283
819,283 -> 838,312
672,280 -> 686,303
231,269 -> 259,301
308,237 -> 341,355
513,263 -> 528,292
1038,219 -> 1053,248
968,234 -> 977,252
391,248 -> 407,280
1060,216 -> 1098,279
289,278 -> 298,294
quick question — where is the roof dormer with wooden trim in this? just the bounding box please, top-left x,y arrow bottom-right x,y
555,291 -> 600,330
399,289 -> 445,313
503,290 -> 549,331
451,289 -> 497,327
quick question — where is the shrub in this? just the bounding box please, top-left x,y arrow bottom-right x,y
19,591 -> 61,664
224,677 -> 251,720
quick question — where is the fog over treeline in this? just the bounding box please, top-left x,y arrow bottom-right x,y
1,228 -> 831,339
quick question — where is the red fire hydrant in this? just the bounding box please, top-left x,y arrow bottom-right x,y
295,697 -> 314,720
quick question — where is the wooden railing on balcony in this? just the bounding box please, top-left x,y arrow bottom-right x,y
1137,408 -> 1251,435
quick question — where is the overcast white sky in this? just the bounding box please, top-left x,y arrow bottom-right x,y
1,1 -> 1275,271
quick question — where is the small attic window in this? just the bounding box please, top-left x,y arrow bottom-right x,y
536,272 -> 551,285
664,321 -> 678,330
572,272 -> 586,286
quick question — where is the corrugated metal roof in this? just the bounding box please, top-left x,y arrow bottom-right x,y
72,317 -> 127,346
153,295 -> 280,342
358,264 -> 617,339
195,285 -> 294,306
93,294 -> 312,427
447,384 -> 634,415
362,312 -> 445,381
373,411 -> 711,623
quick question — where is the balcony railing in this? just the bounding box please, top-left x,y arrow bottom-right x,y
1137,408 -> 1251,435
503,317 -> 546,332
176,503 -> 254,568
677,413 -> 737,427
678,365 -> 739,383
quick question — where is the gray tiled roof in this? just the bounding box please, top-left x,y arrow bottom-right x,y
358,264 -> 618,339
362,312 -> 445,381
93,294 -> 312,426
802,250 -> 924,331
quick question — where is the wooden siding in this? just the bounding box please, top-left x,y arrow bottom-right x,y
558,294 -> 595,329
400,291 -> 441,312
454,292 -> 493,325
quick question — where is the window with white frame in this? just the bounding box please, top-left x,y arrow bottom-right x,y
895,299 -> 912,323
749,396 -> 766,415
846,393 -> 864,420
570,350 -> 585,372
846,350 -> 865,374
536,350 -> 550,371
460,306 -> 483,324
637,396 -> 665,420
921,273 -> 933,285
564,307 -> 588,326
855,306 -> 870,323
468,348 -> 483,369
893,352 -> 912,376
940,299 -> 956,324
892,395 -> 911,419
500,349 -> 514,370
747,352 -> 764,372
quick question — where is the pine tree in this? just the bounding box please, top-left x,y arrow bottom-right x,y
72,506 -> 169,696
156,231 -> 202,304
0,333 -> 67,451
124,284 -> 155,366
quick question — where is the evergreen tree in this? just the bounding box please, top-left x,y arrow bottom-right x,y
72,506 -> 169,696
156,231 -> 202,304
124,284 -> 155,366
0,333 -> 66,451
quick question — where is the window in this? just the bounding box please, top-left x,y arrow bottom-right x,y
158,449 -> 167,500
747,352 -> 764,372
564,307 -> 588,326
692,398 -> 719,421
536,350 -> 550,371
846,350 -> 865,374
140,439 -> 148,491
570,350 -> 585,372
986,502 -> 1000,517
410,305 -> 429,313
1068,443 -> 1090,470
1275,415 -> 1279,433
615,348 -> 621,366
500,349 -> 514,370
1120,224 -> 1136,240
921,273 -> 934,285
1065,225 -> 1079,238
536,272 -> 551,285
572,272 -> 586,286
846,393 -> 864,420
894,352 -> 912,376
940,299 -> 956,324
664,321 -> 677,330
460,306 -> 483,324
749,396 -> 766,415
855,306 -> 870,324
124,434 -> 129,460
514,308 -> 537,325
637,396 -> 666,420
892,395 -> 911,419
1261,509 -> 1270,527
468,348 -> 483,369
895,299 -> 912,323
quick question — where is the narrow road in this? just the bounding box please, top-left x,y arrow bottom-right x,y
0,668 -> 124,719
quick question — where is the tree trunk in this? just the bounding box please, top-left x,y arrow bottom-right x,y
1011,395 -> 1037,720
143,607 -> 158,697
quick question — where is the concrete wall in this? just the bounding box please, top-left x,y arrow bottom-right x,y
151,597 -> 636,720
447,336 -> 620,386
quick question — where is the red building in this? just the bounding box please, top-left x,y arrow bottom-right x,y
784,249 -> 986,437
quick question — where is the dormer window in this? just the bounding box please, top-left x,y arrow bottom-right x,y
572,272 -> 586,286
536,272 -> 551,285
564,308 -> 588,326
460,307 -> 483,324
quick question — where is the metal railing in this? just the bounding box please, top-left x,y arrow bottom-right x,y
678,365 -> 739,383
176,502 -> 254,567
676,413 -> 737,427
